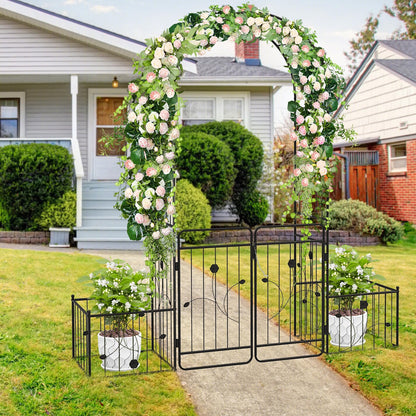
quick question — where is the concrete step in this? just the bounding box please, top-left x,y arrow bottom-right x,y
77,239 -> 143,250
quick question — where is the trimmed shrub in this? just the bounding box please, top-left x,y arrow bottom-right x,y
175,179 -> 211,244
181,121 -> 264,219
329,199 -> 404,244
34,191 -> 76,230
176,131 -> 235,208
0,144 -> 74,230
234,190 -> 269,227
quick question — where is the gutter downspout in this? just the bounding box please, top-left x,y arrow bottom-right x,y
333,152 -> 350,199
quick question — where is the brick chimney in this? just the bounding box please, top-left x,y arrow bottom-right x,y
235,39 -> 261,66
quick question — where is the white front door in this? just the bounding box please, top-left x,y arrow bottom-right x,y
89,89 -> 125,180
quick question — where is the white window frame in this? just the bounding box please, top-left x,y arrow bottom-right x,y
388,142 -> 407,173
0,92 -> 25,137
180,91 -> 250,128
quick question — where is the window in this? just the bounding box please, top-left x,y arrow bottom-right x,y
181,93 -> 248,126
0,98 -> 19,138
388,143 -> 407,173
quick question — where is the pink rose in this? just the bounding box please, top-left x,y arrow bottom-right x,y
146,167 -> 157,177
135,172 -> 144,181
275,26 -> 282,34
317,160 -> 326,169
156,155 -> 164,164
320,167 -> 327,176
135,213 -> 144,224
139,96 -> 147,105
222,24 -> 230,33
305,164 -> 313,172
241,25 -> 250,34
311,151 -> 319,161
167,55 -> 178,66
301,45 -> 309,53
322,91 -> 330,101
216,16 -> 223,24
161,227 -> 171,236
297,151 -> 305,157
138,137 -> 148,148
142,198 -> 151,210
302,60 -> 311,67
313,102 -> 320,109
159,68 -> 170,79
298,126 -> 307,136
294,168 -> 301,177
299,76 -> 307,85
125,159 -> 135,170
156,186 -> 166,197
162,164 -> 171,175
155,198 -> 164,211
146,122 -> 155,134
210,36 -> 218,45
169,128 -> 180,141
317,136 -> 325,145
301,178 -> 309,187
173,40 -> 181,49
159,122 -> 169,135
124,188 -> 133,198
133,190 -> 141,199
223,5 -> 231,14
309,124 -> 318,134
304,85 -> 311,95
296,115 -> 304,124
160,109 -> 169,121
291,45 -> 299,53
166,88 -> 175,98
317,48 -> 325,57
200,39 -> 208,47
128,83 -> 139,93
146,72 -> 156,82
166,204 -> 175,215
235,16 -> 244,24
150,91 -> 161,101
290,132 -> 298,141
300,139 -> 308,148
165,152 -> 175,160
313,81 -> 321,91
152,231 -> 161,240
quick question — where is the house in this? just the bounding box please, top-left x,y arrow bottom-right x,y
335,39 -> 416,224
0,0 -> 290,249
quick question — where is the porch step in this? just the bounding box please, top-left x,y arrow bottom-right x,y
75,180 -> 141,250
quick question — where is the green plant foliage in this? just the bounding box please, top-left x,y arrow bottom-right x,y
329,199 -> 404,243
234,189 -> 269,227
34,191 -> 76,230
176,130 -> 236,208
0,144 -> 73,230
175,179 -> 211,244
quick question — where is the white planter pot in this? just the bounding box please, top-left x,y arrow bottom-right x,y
97,331 -> 142,371
49,227 -> 70,248
328,310 -> 368,347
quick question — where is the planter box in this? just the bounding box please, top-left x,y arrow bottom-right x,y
49,227 -> 70,247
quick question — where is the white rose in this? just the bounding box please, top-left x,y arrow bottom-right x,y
295,36 -> 302,45
200,11 -> 209,19
145,188 -> 155,198
142,198 -> 152,210
148,111 -> 159,122
127,111 -> 136,123
167,55 -> 178,66
283,26 -> 290,35
154,47 -> 165,59
255,17 -> 264,26
290,28 -> 298,37
247,17 -> 255,26
163,42 -> 173,53
151,58 -> 162,69
262,22 -> 270,31
124,188 -> 133,198
152,231 -> 161,240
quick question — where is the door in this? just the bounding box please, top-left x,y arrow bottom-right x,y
90,93 -> 125,180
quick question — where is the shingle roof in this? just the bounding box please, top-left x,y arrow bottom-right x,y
182,57 -> 290,79
376,59 -> 416,84
379,39 -> 416,59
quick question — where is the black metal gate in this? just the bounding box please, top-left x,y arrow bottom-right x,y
176,224 -> 327,370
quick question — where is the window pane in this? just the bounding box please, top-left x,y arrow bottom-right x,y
182,119 -> 215,126
0,120 -> 18,138
391,158 -> 407,171
183,100 -> 214,119
223,99 -> 243,120
0,99 -> 19,118
391,144 -> 406,158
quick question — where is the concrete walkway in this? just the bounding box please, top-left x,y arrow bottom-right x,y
1,243 -> 382,416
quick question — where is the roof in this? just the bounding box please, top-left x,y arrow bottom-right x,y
376,59 -> 416,85
181,57 -> 291,86
378,39 -> 416,59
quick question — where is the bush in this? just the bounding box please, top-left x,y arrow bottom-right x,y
234,190 -> 269,227
176,131 -> 235,208
175,179 -> 211,244
329,199 -> 404,244
181,121 -> 264,220
34,191 -> 76,230
0,144 -> 74,230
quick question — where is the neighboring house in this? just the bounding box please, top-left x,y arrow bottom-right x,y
335,39 -> 416,224
0,0 -> 290,249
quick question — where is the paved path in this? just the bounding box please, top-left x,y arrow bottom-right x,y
1,243 -> 382,416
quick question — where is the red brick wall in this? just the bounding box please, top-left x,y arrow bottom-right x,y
235,40 -> 259,60
368,140 -> 416,223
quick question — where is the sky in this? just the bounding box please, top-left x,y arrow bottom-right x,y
20,0 -> 403,126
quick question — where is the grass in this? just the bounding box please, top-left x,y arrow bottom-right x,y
180,228 -> 416,416
0,249 -> 196,416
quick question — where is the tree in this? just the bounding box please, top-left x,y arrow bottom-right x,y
345,0 -> 416,73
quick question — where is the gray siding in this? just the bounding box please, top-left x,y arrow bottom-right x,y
0,15 -> 133,74
249,89 -> 273,152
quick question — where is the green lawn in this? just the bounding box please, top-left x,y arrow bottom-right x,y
0,249 -> 196,416
180,232 -> 416,416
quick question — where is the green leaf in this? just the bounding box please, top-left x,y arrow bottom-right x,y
127,222 -> 142,241
121,199 -> 134,216
130,147 -> 145,165
327,98 -> 339,112
287,101 -> 298,113
169,22 -> 182,33
124,123 -> 137,139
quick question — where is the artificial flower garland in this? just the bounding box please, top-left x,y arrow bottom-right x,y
115,3 -> 351,267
